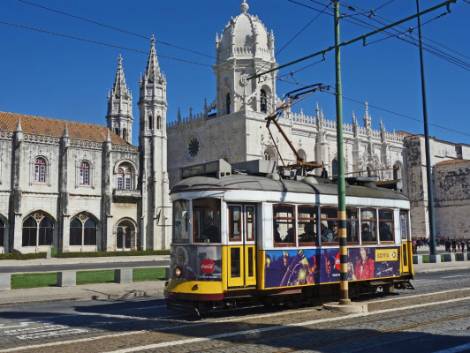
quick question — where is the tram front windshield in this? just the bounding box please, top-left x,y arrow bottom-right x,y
193,198 -> 221,243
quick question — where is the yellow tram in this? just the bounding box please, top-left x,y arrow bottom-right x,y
164,160 -> 414,312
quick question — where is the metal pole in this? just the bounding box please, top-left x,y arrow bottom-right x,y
416,0 -> 436,256
334,0 -> 350,305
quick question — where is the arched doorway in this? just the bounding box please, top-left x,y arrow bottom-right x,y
116,220 -> 136,251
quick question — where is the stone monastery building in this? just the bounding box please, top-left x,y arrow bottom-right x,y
1,1 -> 469,254
167,1 -> 405,188
0,38 -> 171,253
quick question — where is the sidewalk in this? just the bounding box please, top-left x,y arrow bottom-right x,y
0,261 -> 467,307
0,280 -> 167,306
0,255 -> 169,268
414,260 -> 470,273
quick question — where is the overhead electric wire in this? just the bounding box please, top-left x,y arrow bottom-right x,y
277,1 -> 331,55
329,0 -> 470,70
16,0 -> 214,59
0,20 -> 212,68
340,0 -> 468,61
292,0 -> 470,72
277,75 -> 470,139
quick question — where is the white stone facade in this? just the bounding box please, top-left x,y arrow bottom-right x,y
403,135 -> 470,239
167,1 -> 405,188
0,38 -> 171,253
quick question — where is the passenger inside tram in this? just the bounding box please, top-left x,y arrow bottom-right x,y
321,221 -> 336,243
298,223 -> 315,243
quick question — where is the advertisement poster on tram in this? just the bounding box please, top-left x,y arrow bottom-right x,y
264,247 -> 400,288
347,247 -> 400,281
171,245 -> 222,281
264,249 -> 340,288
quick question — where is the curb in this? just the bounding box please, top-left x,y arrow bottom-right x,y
323,302 -> 368,314
0,283 -> 166,306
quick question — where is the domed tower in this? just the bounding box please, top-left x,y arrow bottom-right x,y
215,0 -> 277,116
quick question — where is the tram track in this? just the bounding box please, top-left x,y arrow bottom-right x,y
3,291 -> 470,353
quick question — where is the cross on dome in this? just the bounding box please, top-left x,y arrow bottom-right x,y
241,0 -> 249,13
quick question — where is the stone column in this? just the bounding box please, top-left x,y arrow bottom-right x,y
10,122 -> 23,252
59,127 -> 70,252
101,130 -> 113,252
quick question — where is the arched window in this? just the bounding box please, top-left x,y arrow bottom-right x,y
148,115 -> 153,130
116,220 -> 135,250
297,149 -> 307,162
157,116 -> 162,130
114,128 -> 120,135
264,146 -> 277,161
332,158 -> 339,177
22,212 -> 54,247
260,89 -> 268,113
122,128 -> 128,141
34,157 -> 47,183
116,163 -> 134,190
70,213 -> 97,246
393,162 -> 402,180
80,161 -> 91,186
226,93 -> 231,115
0,218 -> 5,248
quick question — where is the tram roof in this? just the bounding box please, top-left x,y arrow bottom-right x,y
172,175 -> 408,201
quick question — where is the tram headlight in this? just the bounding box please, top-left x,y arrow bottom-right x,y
174,266 -> 183,278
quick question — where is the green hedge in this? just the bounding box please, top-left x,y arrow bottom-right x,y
54,250 -> 170,258
0,253 -> 47,260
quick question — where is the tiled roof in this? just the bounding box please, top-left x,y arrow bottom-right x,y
0,111 -> 130,146
435,159 -> 470,167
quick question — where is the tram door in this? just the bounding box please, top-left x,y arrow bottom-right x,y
227,204 -> 257,288
400,210 -> 412,274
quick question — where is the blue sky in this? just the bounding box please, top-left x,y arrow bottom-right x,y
1,0 -> 469,144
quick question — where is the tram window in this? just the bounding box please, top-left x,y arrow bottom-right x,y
228,206 -> 242,242
347,208 -> 359,244
173,200 -> 190,243
245,206 -> 256,242
320,207 -> 338,244
379,209 -> 394,242
400,210 -> 410,240
273,204 -> 296,247
298,206 -> 317,246
361,208 -> 377,243
193,198 -> 221,243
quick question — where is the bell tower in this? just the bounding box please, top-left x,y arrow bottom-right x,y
138,35 -> 171,250
106,54 -> 133,144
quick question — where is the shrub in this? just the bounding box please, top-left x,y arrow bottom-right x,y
55,249 -> 170,258
0,252 -> 47,260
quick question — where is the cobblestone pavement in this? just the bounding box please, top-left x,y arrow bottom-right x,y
0,268 -> 468,353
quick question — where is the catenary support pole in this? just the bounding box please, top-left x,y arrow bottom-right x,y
334,0 -> 350,305
416,0 -> 436,256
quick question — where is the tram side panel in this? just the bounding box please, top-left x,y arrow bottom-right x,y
257,204 -> 411,292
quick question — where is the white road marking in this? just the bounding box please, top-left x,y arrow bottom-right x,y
0,331 -> 147,352
0,323 -> 34,330
431,343 -> 470,353
3,293 -> 470,353
370,287 -> 470,304
441,275 -> 467,279
17,328 -> 89,340
98,296 -> 470,353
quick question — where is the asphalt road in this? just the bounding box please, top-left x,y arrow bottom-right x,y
0,260 -> 169,274
0,269 -> 468,353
